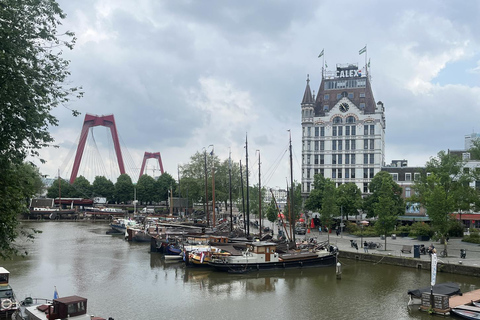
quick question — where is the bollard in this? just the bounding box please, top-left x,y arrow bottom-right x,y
336,262 -> 342,279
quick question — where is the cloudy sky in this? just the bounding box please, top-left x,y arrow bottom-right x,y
35,0 -> 480,188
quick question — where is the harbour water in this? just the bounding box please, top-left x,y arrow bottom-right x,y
3,221 -> 480,319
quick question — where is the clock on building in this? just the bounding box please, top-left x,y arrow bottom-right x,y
339,102 -> 349,112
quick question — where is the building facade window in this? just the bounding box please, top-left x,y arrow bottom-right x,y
332,154 -> 337,165
314,155 -> 319,165
324,94 -> 329,100
414,173 -> 420,181
338,140 -> 342,150
369,154 -> 374,164
346,126 -> 350,136
369,168 -> 374,178
345,154 -> 350,164
332,169 -> 336,179
405,187 -> 411,198
405,173 -> 411,181
364,125 -> 368,135
370,125 -> 375,135
333,127 -> 337,136
364,154 -> 368,164
320,127 -> 325,137
338,126 -> 343,136
351,139 -> 356,150
332,140 -> 337,150
320,140 -> 325,150
351,168 -> 356,178
320,155 -> 324,165
315,127 -> 319,137
363,182 -> 368,193
346,140 -> 350,150
364,139 -> 368,149
370,139 -> 374,149
338,168 -> 342,178
351,154 -> 356,164
351,126 -> 356,135
314,141 -> 319,151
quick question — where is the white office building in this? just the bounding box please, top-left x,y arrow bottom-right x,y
301,63 -> 386,197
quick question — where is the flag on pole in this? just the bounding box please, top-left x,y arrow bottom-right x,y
368,58 -> 371,68
325,61 -> 328,68
359,45 -> 367,55
318,49 -> 324,58
431,253 -> 437,286
54,286 -> 59,299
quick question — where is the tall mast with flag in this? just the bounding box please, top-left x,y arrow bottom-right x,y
54,286 -> 59,299
318,48 -> 325,78
359,45 -> 367,74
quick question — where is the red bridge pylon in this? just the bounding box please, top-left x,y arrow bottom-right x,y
139,152 -> 164,181
70,114 -> 125,184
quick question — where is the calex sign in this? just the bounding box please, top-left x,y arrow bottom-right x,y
336,67 -> 362,78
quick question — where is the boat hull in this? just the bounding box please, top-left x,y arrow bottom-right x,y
209,253 -> 336,273
451,308 -> 480,320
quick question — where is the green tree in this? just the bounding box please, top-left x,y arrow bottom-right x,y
371,173 -> 403,250
47,177 -> 73,198
304,174 -> 328,212
336,183 -> 363,219
137,174 -> 156,204
92,176 -> 115,202
0,162 -> 43,259
412,151 -> 476,256
0,0 -> 81,257
265,199 -> 278,224
155,172 -> 176,202
363,171 -> 404,218
70,175 -> 92,198
114,174 -> 134,204
320,179 -> 338,244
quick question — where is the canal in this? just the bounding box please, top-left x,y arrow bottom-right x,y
3,221 -> 479,319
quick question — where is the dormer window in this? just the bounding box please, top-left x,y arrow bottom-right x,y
346,116 -> 356,123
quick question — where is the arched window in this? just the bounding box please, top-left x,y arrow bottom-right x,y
346,116 -> 356,123
333,117 -> 342,124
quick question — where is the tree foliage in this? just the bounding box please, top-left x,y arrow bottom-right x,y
363,171 -> 404,218
370,172 -> 403,250
412,151 -> 477,250
114,174 -> 134,204
137,174 -> 156,204
155,172 -> 176,202
336,183 -> 363,218
0,162 -> 43,259
1,0 -> 81,258
47,177 -> 72,198
92,176 -> 115,202
70,176 -> 92,198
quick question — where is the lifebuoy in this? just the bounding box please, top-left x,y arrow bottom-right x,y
1,298 -> 12,310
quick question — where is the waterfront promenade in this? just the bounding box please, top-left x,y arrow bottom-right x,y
301,230 -> 480,268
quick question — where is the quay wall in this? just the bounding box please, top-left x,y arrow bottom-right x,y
339,251 -> 480,277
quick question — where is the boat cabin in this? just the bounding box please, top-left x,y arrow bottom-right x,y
0,267 -> 10,285
246,242 -> 277,261
48,296 -> 88,319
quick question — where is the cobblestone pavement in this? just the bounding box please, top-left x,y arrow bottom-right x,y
297,230 -> 480,267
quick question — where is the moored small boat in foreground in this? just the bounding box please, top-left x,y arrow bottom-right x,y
0,267 -> 19,319
13,295 -> 109,320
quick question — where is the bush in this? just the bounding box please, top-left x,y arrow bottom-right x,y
463,231 -> 480,244
410,222 -> 434,237
448,221 -> 464,237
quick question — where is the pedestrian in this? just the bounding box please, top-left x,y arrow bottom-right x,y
319,226 -> 322,235
364,241 -> 368,253
336,228 -> 340,236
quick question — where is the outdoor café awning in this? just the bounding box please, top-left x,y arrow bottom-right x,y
397,215 -> 430,222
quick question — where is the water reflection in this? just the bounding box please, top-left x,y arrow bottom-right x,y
4,221 -> 480,320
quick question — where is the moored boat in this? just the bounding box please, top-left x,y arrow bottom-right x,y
110,218 -> 138,233
0,267 -> 19,319
407,282 -> 461,306
451,306 -> 480,320
12,295 -> 109,320
208,241 -> 336,273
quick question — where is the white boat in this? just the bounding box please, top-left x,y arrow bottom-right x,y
109,218 -> 138,233
13,295 -> 108,320
0,267 -> 19,319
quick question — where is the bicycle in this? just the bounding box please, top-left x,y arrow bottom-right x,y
439,249 -> 447,258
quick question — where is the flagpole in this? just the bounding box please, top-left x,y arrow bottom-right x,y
365,45 -> 368,75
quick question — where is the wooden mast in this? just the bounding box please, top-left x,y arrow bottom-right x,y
258,150 -> 262,238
